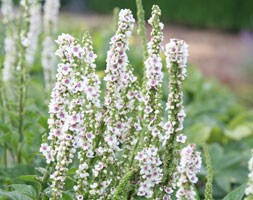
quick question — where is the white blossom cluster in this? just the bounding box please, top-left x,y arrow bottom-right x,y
163,39 -> 189,145
104,9 -> 138,152
245,150 -> 253,198
73,33 -> 103,200
142,5 -> 164,145
40,33 -> 101,198
165,39 -> 188,80
1,0 -> 17,82
39,6 -> 202,200
1,0 -> 15,24
161,38 -> 201,200
2,34 -> 17,82
176,144 -> 202,200
25,0 -> 42,65
42,0 -> 60,90
135,146 -> 163,198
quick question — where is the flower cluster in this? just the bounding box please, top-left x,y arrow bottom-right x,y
40,33 -> 101,198
1,0 -> 15,24
73,33 -> 102,200
39,6 -> 202,200
161,38 -> 190,198
2,34 -> 17,82
25,0 -> 41,65
142,5 -> 164,145
164,39 -> 188,143
1,0 -> 17,82
104,9 -> 137,152
176,144 -> 202,200
135,146 -> 163,198
42,0 -> 60,90
245,150 -> 253,199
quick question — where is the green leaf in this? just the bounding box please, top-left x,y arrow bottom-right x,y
225,123 -> 253,140
223,184 -> 246,200
10,184 -> 36,199
215,175 -> 231,193
0,189 -> 33,200
186,123 -> 212,144
18,175 -> 42,193
19,175 -> 37,182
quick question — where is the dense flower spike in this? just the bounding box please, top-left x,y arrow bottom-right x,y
42,0 -> 60,90
40,33 -> 101,198
135,146 -> 163,198
74,33 -> 102,200
245,150 -> 253,199
1,0 -> 17,82
176,144 -> 202,200
162,39 -> 189,196
104,9 -> 137,153
143,5 -> 164,145
25,0 -> 41,65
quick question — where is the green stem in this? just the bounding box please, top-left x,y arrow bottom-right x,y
113,7 -> 120,32
4,144 -> 7,168
112,169 -> 136,200
203,144 -> 214,200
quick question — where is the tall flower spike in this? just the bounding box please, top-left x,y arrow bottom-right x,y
134,5 -> 164,198
74,32 -> 102,200
143,5 -> 164,145
96,9 -> 140,199
42,0 -> 60,90
176,144 -> 202,200
245,150 -> 253,200
25,0 -> 42,65
1,0 -> 17,82
104,9 -> 136,153
41,33 -> 95,199
162,39 -> 189,196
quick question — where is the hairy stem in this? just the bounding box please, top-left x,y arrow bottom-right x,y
203,144 -> 214,200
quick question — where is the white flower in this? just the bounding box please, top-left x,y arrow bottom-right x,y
136,146 -> 163,198
176,144 -> 202,200
245,150 -> 253,197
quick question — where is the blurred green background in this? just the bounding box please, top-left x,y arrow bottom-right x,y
86,0 -> 253,31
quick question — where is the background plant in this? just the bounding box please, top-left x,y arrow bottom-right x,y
0,0 -> 252,200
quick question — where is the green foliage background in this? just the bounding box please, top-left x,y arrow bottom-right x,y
87,0 -> 253,30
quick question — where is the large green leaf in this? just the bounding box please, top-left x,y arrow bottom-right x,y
10,184 -> 36,199
0,190 -> 33,200
223,184 -> 246,200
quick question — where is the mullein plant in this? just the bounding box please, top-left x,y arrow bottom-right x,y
245,150 -> 253,200
42,0 -> 60,91
40,5 -> 202,200
1,0 -> 17,83
1,0 -> 42,164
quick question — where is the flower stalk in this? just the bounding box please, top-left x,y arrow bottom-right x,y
162,39 -> 189,194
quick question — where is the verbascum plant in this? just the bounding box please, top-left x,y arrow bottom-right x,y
1,0 -> 17,83
245,150 -> 253,200
42,0 -> 60,90
25,0 -> 41,65
40,5 -> 202,200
